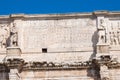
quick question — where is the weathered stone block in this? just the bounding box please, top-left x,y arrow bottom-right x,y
6,47 -> 21,57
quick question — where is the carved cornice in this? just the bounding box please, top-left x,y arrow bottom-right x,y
22,61 -> 92,71
3,58 -> 92,72
93,55 -> 120,69
5,58 -> 24,72
0,56 -> 119,73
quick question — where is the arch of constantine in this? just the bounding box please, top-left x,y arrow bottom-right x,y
0,11 -> 120,80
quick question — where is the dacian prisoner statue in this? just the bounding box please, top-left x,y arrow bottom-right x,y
98,19 -> 106,43
10,23 -> 18,47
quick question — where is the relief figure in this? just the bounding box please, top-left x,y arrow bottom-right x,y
117,31 -> 120,44
0,25 -> 9,48
109,31 -> 119,45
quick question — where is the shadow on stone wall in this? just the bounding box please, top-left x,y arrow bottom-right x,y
87,68 -> 100,80
87,30 -> 101,80
90,30 -> 98,60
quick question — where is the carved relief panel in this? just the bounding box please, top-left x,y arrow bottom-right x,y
108,19 -> 120,46
0,24 -> 10,48
0,21 -> 18,49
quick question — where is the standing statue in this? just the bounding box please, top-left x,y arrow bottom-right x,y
10,23 -> 18,47
98,19 -> 106,43
0,25 -> 10,48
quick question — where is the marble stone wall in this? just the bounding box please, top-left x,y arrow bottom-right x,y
22,18 -> 96,52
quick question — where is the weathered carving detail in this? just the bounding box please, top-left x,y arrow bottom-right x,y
108,22 -> 120,45
6,58 -> 24,72
109,31 -> 119,45
0,25 -> 10,48
10,23 -> 18,47
22,61 -> 92,70
118,31 -> 120,44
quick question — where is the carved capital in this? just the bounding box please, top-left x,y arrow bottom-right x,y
5,58 -> 24,72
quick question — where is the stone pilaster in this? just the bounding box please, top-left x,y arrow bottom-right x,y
100,65 -> 110,80
9,69 -> 21,80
